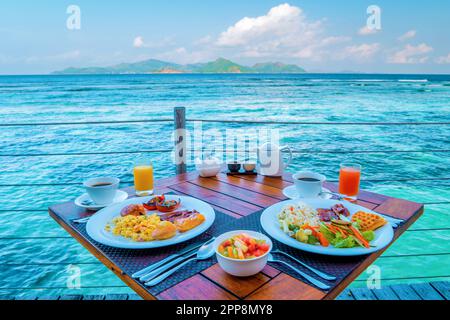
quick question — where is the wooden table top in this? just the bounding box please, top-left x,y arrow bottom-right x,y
49,171 -> 424,300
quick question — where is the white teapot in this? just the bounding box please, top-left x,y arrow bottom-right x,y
256,143 -> 292,177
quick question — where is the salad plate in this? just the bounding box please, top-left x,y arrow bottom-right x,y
86,195 -> 215,249
260,198 -> 394,256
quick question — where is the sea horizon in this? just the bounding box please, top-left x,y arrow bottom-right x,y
2,72 -> 450,76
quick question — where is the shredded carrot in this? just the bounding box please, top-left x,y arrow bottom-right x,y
349,226 -> 369,248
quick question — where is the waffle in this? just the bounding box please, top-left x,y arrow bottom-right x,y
351,211 -> 387,231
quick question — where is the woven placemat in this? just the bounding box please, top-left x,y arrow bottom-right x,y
210,209 -> 384,292
71,209 -> 231,296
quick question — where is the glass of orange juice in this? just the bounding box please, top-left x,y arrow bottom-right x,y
133,160 -> 154,196
338,163 -> 361,201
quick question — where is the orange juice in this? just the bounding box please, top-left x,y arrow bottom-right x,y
339,165 -> 361,197
133,165 -> 154,196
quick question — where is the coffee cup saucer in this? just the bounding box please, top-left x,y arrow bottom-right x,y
282,185 -> 332,200
75,190 -> 128,211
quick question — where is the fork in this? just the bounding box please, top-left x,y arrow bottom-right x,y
267,254 -> 330,290
271,250 -> 336,280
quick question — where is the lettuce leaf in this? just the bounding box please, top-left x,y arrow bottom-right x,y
307,235 -> 319,244
362,230 -> 375,242
319,225 -> 335,243
333,235 -> 356,248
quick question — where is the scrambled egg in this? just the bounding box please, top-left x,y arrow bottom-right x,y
108,214 -> 161,242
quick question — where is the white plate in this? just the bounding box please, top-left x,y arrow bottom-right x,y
86,195 -> 215,249
260,198 -> 394,256
75,190 -> 128,211
282,185 -> 332,200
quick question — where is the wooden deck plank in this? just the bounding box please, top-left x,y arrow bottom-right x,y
82,294 -> 106,300
105,294 -> 129,300
36,296 -> 59,300
157,275 -> 238,300
411,283 -> 444,300
59,294 -> 83,300
190,177 -> 280,208
212,173 -> 286,200
127,294 -> 143,300
245,273 -> 325,300
169,182 -> 261,216
350,287 -> 378,300
201,264 -> 271,298
390,284 -> 422,300
336,289 -> 355,300
430,281 -> 450,299
372,286 -> 399,300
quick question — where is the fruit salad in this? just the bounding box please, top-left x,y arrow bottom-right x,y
218,233 -> 270,259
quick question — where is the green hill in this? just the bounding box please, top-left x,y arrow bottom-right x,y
52,58 -> 305,74
187,58 -> 251,73
251,62 -> 305,73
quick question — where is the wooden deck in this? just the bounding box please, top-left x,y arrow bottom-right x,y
2,281 -> 449,300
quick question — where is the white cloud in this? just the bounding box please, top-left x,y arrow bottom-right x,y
358,26 -> 378,36
398,30 -> 416,41
133,36 -> 144,48
342,43 -> 380,60
216,3 -> 303,46
214,3 -> 348,61
436,53 -> 450,64
388,43 -> 433,64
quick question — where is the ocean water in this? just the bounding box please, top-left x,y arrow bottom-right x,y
0,74 -> 449,298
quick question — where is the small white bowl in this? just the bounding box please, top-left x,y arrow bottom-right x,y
196,165 -> 221,177
214,230 -> 272,277
195,157 -> 222,177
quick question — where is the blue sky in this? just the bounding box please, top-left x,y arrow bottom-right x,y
1,0 -> 450,74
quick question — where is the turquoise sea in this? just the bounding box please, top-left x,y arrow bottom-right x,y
0,74 -> 449,298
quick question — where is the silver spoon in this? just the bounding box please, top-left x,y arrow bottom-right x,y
145,239 -> 216,287
138,237 -> 216,281
267,254 -> 330,290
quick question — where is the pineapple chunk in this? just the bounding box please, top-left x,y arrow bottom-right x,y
233,238 -> 249,253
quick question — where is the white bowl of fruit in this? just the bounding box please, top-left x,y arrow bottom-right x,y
214,230 -> 272,277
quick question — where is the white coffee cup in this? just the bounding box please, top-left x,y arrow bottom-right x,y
83,177 -> 120,205
292,171 -> 326,198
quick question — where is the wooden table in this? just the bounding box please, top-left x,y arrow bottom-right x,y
49,172 -> 424,300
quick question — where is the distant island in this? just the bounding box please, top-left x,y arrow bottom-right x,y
52,57 -> 306,74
